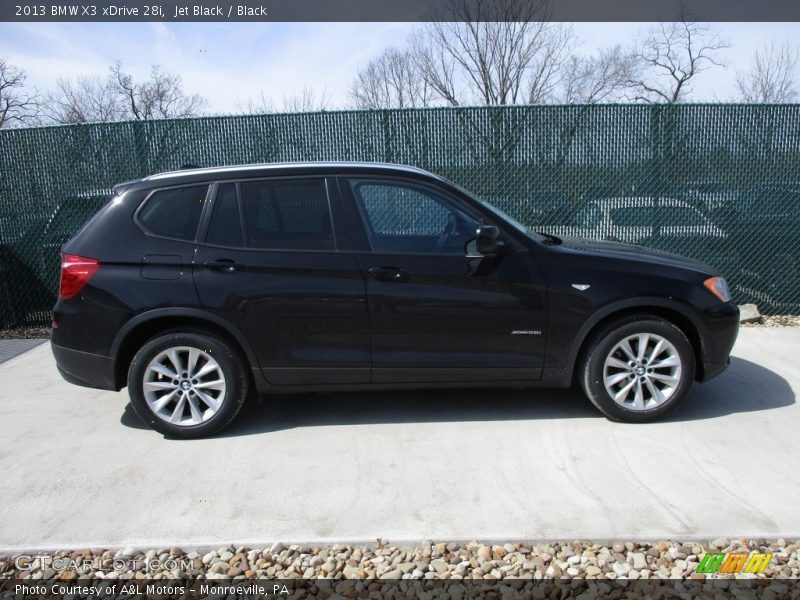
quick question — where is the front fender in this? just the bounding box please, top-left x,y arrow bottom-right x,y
561,296 -> 707,383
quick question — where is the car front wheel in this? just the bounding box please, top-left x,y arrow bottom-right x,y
580,315 -> 695,422
128,331 -> 248,438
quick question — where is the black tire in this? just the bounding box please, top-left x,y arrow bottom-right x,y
128,330 -> 249,438
579,314 -> 695,423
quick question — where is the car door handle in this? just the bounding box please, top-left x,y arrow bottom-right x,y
367,266 -> 409,282
204,259 -> 238,273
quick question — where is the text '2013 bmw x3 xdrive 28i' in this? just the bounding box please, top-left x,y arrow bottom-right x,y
52,162 -> 739,438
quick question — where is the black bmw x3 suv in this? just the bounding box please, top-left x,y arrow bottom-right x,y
52,162 -> 739,438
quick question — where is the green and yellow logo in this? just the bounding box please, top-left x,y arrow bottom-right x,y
696,552 -> 773,574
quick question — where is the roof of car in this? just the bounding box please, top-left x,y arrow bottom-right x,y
590,196 -> 692,208
141,161 -> 437,183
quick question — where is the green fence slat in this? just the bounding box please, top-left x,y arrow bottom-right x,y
0,104 -> 799,328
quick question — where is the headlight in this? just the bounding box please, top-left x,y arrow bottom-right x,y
703,276 -> 731,302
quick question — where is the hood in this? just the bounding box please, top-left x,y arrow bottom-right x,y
554,235 -> 717,274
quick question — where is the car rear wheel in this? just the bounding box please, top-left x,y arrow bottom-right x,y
580,315 -> 695,422
128,331 -> 248,438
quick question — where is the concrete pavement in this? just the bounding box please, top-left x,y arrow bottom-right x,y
0,328 -> 797,551
0,339 -> 45,364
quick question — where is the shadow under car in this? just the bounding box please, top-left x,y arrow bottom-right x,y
120,357 -> 794,438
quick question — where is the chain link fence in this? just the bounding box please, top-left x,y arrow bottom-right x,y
1,104 -> 799,328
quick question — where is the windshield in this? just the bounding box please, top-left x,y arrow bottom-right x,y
473,197 -> 549,243
473,197 -> 527,233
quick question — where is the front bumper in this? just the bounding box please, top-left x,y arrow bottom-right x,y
698,302 -> 739,382
51,342 -> 118,391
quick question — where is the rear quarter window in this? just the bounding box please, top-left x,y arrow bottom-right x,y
138,185 -> 208,241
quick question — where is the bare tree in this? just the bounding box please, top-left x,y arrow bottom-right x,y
0,58 -> 39,128
558,45 -> 637,104
46,75 -> 125,124
525,24 -> 573,104
350,47 -> 434,109
409,29 -> 461,106
281,85 -> 330,112
44,62 -> 207,124
110,62 -> 207,120
735,40 -> 799,103
627,10 -> 729,103
236,86 -> 330,114
236,91 -> 275,114
411,0 -> 573,106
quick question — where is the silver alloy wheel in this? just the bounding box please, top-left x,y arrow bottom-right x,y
602,333 -> 682,411
143,346 -> 226,426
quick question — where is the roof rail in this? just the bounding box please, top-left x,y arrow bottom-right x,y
112,180 -> 139,195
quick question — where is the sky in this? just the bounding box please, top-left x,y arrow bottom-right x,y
0,21 -> 798,114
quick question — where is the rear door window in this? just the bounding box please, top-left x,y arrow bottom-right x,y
239,178 -> 334,251
206,183 -> 244,247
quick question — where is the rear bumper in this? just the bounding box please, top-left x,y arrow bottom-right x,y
51,342 -> 118,391
698,302 -> 740,382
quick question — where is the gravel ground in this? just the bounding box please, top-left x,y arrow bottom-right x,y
0,327 -> 50,339
741,315 -> 800,327
2,539 -> 798,580
0,316 -> 796,340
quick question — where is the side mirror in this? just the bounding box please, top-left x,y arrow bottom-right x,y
474,225 -> 505,256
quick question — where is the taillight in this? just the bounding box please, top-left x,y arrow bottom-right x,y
59,254 -> 100,299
